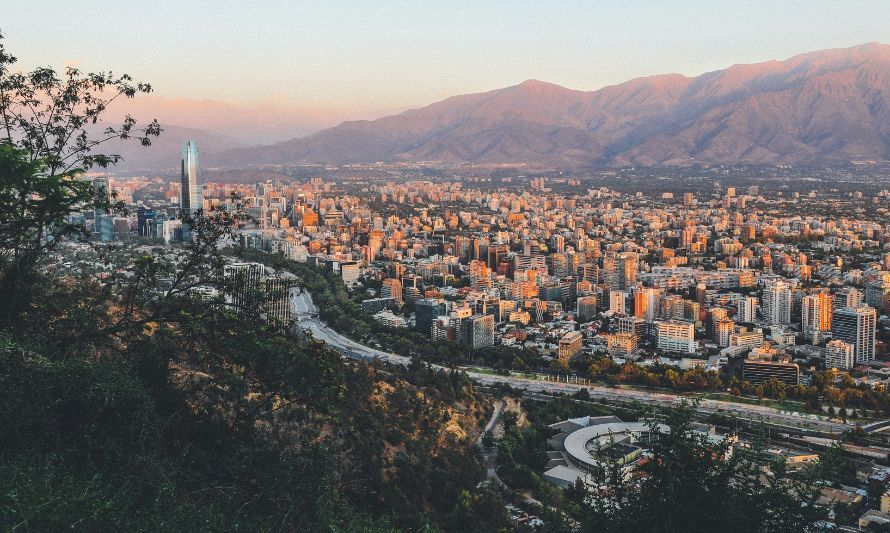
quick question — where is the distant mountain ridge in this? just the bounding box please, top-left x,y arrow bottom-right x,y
208,43 -> 890,168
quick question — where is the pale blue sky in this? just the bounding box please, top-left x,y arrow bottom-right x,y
5,1 -> 890,114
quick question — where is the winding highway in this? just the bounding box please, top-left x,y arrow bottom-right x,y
289,287 -> 860,436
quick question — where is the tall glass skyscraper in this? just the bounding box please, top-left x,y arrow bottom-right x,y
180,140 -> 202,216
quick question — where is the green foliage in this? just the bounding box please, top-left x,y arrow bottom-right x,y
0,144 -> 99,333
0,32 -> 160,176
548,403 -> 829,533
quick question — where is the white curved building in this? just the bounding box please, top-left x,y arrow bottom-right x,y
563,421 -> 667,472
544,416 -> 732,487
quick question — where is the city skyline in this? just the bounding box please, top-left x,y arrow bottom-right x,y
5,5 -> 890,530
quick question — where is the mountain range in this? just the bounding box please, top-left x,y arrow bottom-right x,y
115,43 -> 890,170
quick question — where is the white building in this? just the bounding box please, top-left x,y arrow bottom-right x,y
737,296 -> 758,323
762,282 -> 792,325
374,309 -> 407,328
609,290 -> 626,315
825,339 -> 854,370
655,320 -> 696,354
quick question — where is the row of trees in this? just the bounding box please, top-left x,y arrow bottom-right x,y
579,353 -> 890,417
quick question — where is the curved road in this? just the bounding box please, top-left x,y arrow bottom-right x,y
289,287 -> 857,435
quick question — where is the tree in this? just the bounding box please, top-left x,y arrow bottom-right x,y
0,32 -> 160,176
562,401 -> 828,532
0,31 -> 158,336
0,144 -> 98,332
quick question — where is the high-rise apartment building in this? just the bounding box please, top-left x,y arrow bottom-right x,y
609,290 -> 626,315
801,292 -> 833,337
381,278 -> 403,304
714,319 -> 734,348
460,314 -> 495,350
825,339 -> 854,370
655,320 -> 696,354
865,275 -> 890,314
834,287 -> 863,311
634,287 -> 661,322
737,296 -> 758,323
762,282 -> 792,325
618,252 -> 638,290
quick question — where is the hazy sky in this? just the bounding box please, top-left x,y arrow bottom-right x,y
6,0 -> 890,116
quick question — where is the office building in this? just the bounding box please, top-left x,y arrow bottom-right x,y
487,244 -> 509,271
742,359 -> 800,386
180,140 -> 202,216
223,262 -> 264,313
415,298 -> 448,337
340,261 -> 360,285
618,316 -> 646,339
136,206 -> 157,238
97,213 -> 114,242
832,306 -> 877,363
577,296 -> 598,322
361,297 -> 397,314
606,332 -> 638,357
461,314 -> 495,350
264,276 -> 292,323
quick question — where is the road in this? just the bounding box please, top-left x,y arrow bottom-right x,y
288,286 -> 858,435
478,400 -> 506,488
